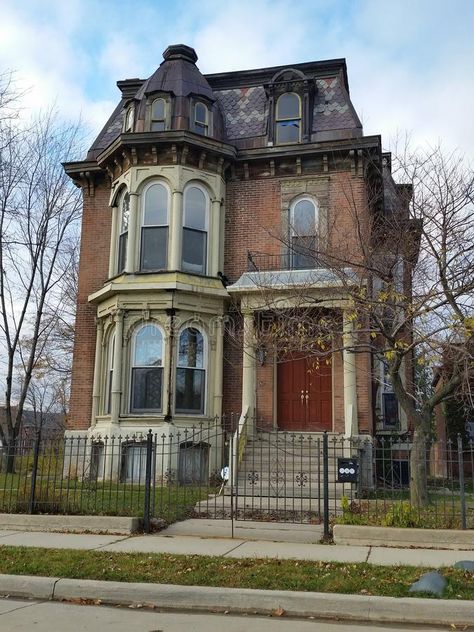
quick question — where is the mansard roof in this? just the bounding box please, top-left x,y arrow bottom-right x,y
86,48 -> 363,160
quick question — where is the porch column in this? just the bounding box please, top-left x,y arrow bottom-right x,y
125,192 -> 139,273
170,190 -> 183,270
241,310 -> 256,435
213,315 -> 224,418
343,310 -> 358,437
110,309 -> 124,428
108,205 -> 118,278
91,318 -> 104,427
209,198 -> 222,276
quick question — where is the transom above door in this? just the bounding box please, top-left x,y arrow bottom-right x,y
277,356 -> 332,431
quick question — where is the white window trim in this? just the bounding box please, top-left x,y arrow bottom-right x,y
124,105 -> 134,133
174,323 -> 208,416
289,195 -> 318,237
182,183 -> 210,275
117,190 -> 130,274
104,331 -> 115,415
193,101 -> 210,136
139,180 -> 171,271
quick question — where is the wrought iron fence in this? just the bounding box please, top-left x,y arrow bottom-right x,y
0,422 -> 472,532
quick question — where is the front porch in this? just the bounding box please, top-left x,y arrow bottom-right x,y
227,265 -> 372,438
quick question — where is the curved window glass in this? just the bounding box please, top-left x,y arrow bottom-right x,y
151,98 -> 166,131
140,182 -> 169,271
124,106 -> 134,132
290,198 -> 317,269
194,102 -> 209,136
131,324 -> 164,413
276,93 -> 301,144
117,191 -> 130,273
182,186 -> 208,274
175,327 -> 205,414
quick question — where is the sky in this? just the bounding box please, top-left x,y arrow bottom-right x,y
1,0 -> 473,157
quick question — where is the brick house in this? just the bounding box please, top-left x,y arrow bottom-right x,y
64,44 -> 409,465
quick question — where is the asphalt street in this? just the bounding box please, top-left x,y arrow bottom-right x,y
0,598 -> 462,631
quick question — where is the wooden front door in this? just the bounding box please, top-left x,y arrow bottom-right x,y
277,357 -> 332,431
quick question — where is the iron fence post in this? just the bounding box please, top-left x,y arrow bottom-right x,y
323,431 -> 330,540
143,429 -> 153,533
457,433 -> 467,530
28,431 -> 41,515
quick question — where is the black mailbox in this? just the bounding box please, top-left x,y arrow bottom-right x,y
337,458 -> 359,483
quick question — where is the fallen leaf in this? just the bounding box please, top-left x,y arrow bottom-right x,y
274,606 -> 285,617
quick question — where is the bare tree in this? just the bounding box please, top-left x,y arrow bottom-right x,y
245,145 -> 474,505
0,79 -> 82,468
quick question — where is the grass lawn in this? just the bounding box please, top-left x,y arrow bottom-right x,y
0,546 -> 472,599
0,482 -> 212,523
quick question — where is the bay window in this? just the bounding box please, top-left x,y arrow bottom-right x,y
140,182 -> 169,271
117,191 -> 130,273
130,323 -> 164,413
182,186 -> 208,274
175,327 -> 206,414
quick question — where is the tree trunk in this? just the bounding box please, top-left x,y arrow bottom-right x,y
409,426 -> 429,506
3,437 -> 17,474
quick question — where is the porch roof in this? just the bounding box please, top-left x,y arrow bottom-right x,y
227,267 -> 359,294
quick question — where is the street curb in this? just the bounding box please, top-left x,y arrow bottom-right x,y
0,574 -> 473,625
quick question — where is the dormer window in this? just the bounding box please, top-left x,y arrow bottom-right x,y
194,102 -> 209,136
124,106 -> 134,132
151,98 -> 166,131
276,93 -> 301,144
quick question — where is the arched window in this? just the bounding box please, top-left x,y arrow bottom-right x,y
151,98 -> 166,131
124,106 -> 134,132
290,198 -> 317,269
105,331 -> 115,414
276,93 -> 301,144
130,323 -> 164,413
193,102 -> 209,136
140,182 -> 169,271
117,191 -> 130,273
175,327 -> 206,414
182,186 -> 208,274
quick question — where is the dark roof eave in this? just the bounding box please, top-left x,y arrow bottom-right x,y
205,58 -> 349,91
96,130 -> 237,165
236,135 -> 382,162
63,160 -> 103,177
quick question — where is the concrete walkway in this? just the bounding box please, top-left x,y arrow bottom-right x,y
0,520 -> 473,567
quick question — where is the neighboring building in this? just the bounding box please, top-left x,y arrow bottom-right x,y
0,407 -> 65,444
64,44 -> 409,459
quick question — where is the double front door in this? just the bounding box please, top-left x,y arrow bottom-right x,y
277,356 -> 332,431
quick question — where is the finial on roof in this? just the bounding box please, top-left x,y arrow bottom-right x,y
163,44 -> 198,64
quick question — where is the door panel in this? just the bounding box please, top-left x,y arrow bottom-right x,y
277,358 -> 306,430
278,356 -> 332,431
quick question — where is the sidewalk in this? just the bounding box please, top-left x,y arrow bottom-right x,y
0,519 -> 472,567
0,520 -> 473,626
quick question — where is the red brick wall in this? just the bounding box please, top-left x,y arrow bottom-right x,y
68,180 -> 111,430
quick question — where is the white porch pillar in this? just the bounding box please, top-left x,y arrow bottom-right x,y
91,318 -> 104,427
125,192 -> 139,273
209,198 -> 222,277
213,316 -> 224,418
241,310 -> 256,434
108,205 -> 118,278
110,309 -> 124,427
343,311 -> 358,437
170,190 -> 183,271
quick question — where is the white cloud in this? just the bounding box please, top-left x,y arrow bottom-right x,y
0,0 -> 472,158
